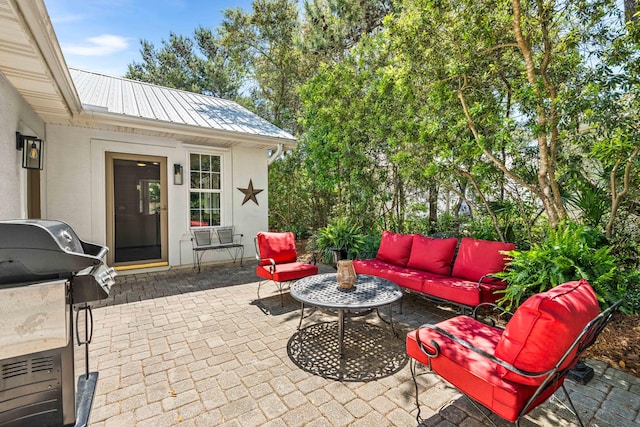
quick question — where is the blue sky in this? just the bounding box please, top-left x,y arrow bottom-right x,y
44,0 -> 255,77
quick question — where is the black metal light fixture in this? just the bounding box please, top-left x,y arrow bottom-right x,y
173,163 -> 183,185
16,132 -> 44,170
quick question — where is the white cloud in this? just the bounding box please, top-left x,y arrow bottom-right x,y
63,34 -> 129,56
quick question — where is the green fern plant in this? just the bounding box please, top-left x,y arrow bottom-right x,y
497,222 -> 636,312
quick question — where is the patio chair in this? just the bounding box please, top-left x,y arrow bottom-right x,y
254,231 -> 318,306
406,279 -> 621,426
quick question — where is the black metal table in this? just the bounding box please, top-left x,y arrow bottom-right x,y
290,273 -> 403,358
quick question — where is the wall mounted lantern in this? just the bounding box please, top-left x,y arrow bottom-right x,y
173,164 -> 183,185
16,132 -> 44,170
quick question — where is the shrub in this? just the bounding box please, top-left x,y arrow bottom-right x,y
283,224 -> 310,240
497,222 -> 639,313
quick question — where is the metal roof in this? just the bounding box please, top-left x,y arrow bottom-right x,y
69,68 -> 296,142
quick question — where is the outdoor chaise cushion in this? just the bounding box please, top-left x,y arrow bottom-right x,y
451,237 -> 515,284
375,231 -> 414,267
406,235 -> 458,276
256,261 -> 318,283
493,279 -> 599,385
422,277 -> 506,307
352,258 -> 434,293
256,231 -> 298,266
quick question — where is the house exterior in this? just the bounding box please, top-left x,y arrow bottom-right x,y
0,0 -> 297,269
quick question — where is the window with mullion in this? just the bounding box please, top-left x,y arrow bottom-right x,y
189,153 -> 222,227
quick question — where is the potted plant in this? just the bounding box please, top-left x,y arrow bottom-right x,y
315,218 -> 365,266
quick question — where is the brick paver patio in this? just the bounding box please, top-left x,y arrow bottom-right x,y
75,263 -> 640,426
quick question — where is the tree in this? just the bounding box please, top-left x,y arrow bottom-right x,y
219,0 -> 304,133
577,13 -> 640,238
386,0 -> 627,231
126,30 -> 242,99
301,0 -> 394,62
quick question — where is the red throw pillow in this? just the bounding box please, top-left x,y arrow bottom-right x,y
406,235 -> 458,275
493,279 -> 600,385
451,237 -> 515,282
376,231 -> 414,267
256,231 -> 298,266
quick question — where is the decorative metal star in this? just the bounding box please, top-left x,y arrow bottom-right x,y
237,179 -> 263,205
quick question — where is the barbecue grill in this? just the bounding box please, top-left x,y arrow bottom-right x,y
0,219 -> 115,427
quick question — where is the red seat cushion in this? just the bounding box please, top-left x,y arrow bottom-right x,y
451,238 -> 515,283
256,262 -> 318,282
407,235 -> 458,275
353,259 -> 437,293
256,231 -> 298,266
407,317 -> 549,422
375,231 -> 414,267
423,277 -> 487,307
493,279 -> 600,385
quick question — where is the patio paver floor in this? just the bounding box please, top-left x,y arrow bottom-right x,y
75,263 -> 640,426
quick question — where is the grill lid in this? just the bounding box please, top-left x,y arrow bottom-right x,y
0,220 -> 106,285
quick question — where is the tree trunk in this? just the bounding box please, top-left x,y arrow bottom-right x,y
512,0 -> 566,228
428,181 -> 438,229
606,146 -> 639,238
625,0 -> 638,23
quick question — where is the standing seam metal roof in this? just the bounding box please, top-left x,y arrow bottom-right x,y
69,68 -> 296,141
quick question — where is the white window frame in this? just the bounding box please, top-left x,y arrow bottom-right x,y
188,151 -> 224,229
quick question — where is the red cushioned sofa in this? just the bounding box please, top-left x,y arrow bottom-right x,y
353,231 -> 516,310
406,279 -> 620,426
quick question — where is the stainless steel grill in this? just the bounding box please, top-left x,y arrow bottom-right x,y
0,219 -> 115,427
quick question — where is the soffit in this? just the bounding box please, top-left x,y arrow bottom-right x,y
0,0 -> 79,119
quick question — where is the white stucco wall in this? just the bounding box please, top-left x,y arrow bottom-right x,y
0,72 -> 45,220
45,123 -> 269,267
232,146 -> 269,257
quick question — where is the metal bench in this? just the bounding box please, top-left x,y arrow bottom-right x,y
191,227 -> 244,272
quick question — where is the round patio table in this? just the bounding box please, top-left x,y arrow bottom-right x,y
290,273 -> 403,358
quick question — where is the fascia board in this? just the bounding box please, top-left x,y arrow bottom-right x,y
76,109 -> 299,149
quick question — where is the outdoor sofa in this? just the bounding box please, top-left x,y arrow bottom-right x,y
353,231 -> 515,310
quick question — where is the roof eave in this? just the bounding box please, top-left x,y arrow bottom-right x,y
12,0 -> 82,116
77,110 -> 298,150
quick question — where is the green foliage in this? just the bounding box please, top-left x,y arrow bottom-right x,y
462,217 -> 500,241
313,218 -> 366,263
432,212 -> 458,236
497,223 -> 640,314
126,30 -> 241,99
219,0 -> 305,133
566,180 -> 609,228
358,233 -> 381,260
282,224 -> 310,240
302,0 -> 394,62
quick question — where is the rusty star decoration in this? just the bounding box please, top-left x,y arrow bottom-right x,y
237,179 -> 263,205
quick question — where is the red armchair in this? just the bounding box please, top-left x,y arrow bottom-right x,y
406,279 -> 620,426
254,231 -> 318,306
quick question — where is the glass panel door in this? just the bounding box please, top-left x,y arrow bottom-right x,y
106,153 -> 167,266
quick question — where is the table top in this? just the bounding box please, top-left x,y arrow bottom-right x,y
290,273 -> 403,310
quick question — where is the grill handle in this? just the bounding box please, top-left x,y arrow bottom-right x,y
75,304 -> 94,380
